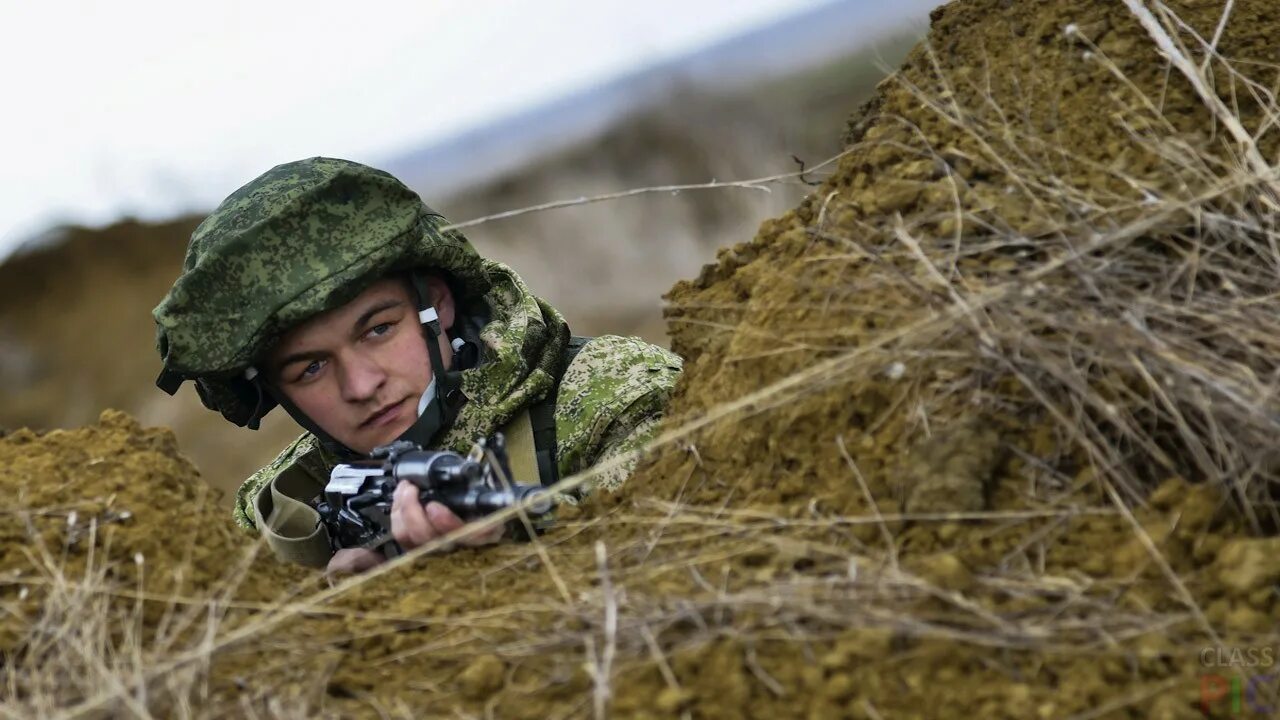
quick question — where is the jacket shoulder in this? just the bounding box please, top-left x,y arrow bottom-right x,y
555,335 -> 681,479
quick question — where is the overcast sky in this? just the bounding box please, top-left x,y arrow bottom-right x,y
0,0 -> 931,260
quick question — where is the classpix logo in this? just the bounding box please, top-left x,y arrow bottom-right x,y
1199,646 -> 1278,717
1201,646 -> 1276,669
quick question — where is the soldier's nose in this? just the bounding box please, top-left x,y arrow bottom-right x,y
340,355 -> 387,402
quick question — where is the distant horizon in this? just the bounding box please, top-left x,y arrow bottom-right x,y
0,0 -> 942,263
384,4 -> 930,203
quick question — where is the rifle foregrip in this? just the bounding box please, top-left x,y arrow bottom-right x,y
419,484 -> 552,518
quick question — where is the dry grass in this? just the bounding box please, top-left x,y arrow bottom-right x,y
880,2 -> 1280,521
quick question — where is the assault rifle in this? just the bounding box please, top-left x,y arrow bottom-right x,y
314,434 -> 553,556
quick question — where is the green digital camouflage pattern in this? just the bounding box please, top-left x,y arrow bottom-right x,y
152,157 -> 491,427
553,335 -> 681,490
232,267 -> 682,530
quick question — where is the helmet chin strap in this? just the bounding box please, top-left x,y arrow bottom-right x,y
394,273 -> 467,450
248,272 -> 467,458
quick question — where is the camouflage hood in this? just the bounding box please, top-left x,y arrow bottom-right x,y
152,157 -> 493,427
437,259 -> 570,453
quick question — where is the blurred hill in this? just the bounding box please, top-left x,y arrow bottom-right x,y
434,37 -> 917,342
382,0 -> 931,198
0,35 -> 917,500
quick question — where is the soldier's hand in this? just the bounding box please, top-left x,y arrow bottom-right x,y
390,480 -> 504,551
327,547 -> 383,577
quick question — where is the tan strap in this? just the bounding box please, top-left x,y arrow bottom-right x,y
501,409 -> 540,486
497,409 -> 554,539
253,469 -> 333,568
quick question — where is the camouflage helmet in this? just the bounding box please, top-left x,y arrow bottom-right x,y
152,156 -> 490,428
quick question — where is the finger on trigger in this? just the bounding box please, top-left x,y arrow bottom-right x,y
391,481 -> 434,548
425,501 -> 465,535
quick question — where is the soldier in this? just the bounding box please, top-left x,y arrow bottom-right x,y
152,157 -> 682,575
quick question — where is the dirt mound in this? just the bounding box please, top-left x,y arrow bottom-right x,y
8,0 -> 1280,717
0,411 -> 313,714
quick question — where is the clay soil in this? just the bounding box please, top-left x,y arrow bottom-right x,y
7,0 -> 1280,717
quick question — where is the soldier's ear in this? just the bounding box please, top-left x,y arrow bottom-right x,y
424,275 -> 456,331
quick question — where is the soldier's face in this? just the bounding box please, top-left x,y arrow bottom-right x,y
267,276 -> 455,454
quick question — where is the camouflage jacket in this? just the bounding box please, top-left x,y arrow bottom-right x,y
232,260 -> 681,533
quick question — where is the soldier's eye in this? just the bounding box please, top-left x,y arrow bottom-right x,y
298,360 -> 325,381
368,322 -> 393,338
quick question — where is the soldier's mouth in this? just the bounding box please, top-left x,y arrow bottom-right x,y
361,398 -> 408,429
